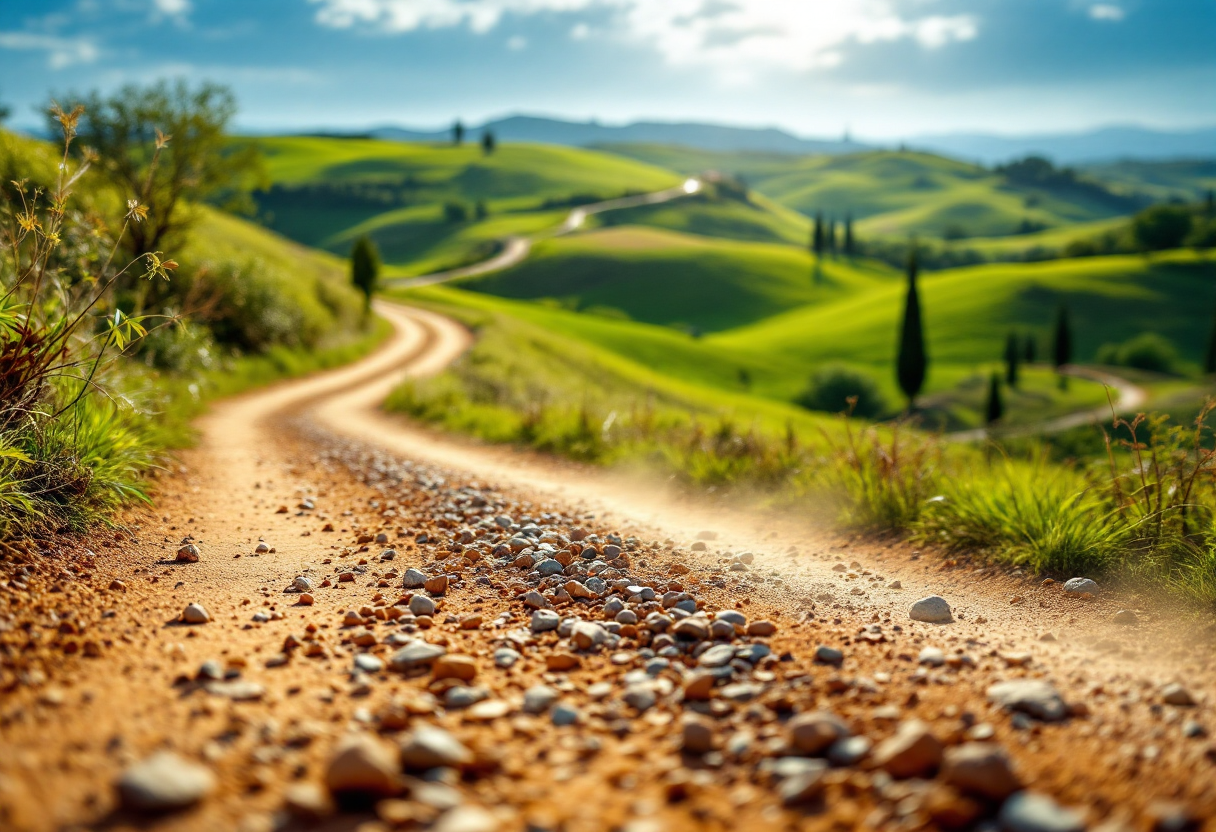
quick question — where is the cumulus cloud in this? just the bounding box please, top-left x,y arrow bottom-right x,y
0,31 -> 100,68
307,0 -> 978,75
1088,4 -> 1125,21
152,0 -> 192,20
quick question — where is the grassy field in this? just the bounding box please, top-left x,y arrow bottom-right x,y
601,145 -> 1144,240
246,136 -> 681,274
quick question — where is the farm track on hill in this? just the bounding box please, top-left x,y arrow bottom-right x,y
1,292 -> 1213,832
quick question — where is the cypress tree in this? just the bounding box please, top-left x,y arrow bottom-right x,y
1052,305 -> 1072,389
812,213 -> 824,257
350,235 -> 380,310
896,246 -> 928,410
452,119 -> 465,146
1004,332 -> 1020,387
1205,303 -> 1216,374
844,213 -> 855,256
985,372 -> 1004,425
481,129 -> 496,155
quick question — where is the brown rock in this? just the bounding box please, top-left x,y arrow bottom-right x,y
941,742 -> 1020,799
324,735 -> 400,796
788,711 -> 850,755
874,720 -> 943,778
546,652 -> 581,671
682,714 -> 716,754
432,654 -> 477,682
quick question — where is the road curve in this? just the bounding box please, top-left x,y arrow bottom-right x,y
381,179 -> 698,290
946,364 -> 1149,443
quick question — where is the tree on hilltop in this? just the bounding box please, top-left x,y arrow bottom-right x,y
896,245 -> 928,410
1052,305 -> 1072,389
452,119 -> 465,146
985,372 -> 1003,425
481,130 -> 496,155
350,235 -> 380,310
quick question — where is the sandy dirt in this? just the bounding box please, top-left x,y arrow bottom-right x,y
0,300 -> 1212,832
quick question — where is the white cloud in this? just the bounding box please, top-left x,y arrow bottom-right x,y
307,0 -> 979,76
507,35 -> 527,49
1088,4 -> 1125,21
0,31 -> 99,68
570,22 -> 590,39
153,0 -> 192,16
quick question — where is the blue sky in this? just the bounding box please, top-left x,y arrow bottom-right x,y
2,0 -> 1214,139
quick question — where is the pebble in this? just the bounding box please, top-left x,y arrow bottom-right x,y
181,603 -> 210,625
324,735 -> 400,796
909,595 -> 953,623
999,792 -> 1086,832
697,644 -> 737,668
523,685 -> 559,714
682,713 -> 716,754
117,752 -> 216,813
572,621 -> 609,650
176,544 -> 200,563
432,654 -> 477,682
918,646 -> 946,667
1162,683 -> 1196,706
389,641 -> 447,671
293,576 -> 315,592
941,742 -> 1020,799
493,648 -> 521,669
788,711 -> 849,755
814,645 -> 844,665
1062,577 -> 1099,596
299,592 -> 314,605
424,575 -> 449,595
747,620 -> 777,636
873,720 -> 943,778
779,762 -> 828,806
402,568 -> 428,588
434,805 -> 499,832
827,735 -> 872,766
399,726 -> 472,770
551,702 -> 580,726
673,617 -> 709,640
987,679 -> 1068,722
354,654 -> 384,674
409,595 -> 437,616
531,609 -> 560,632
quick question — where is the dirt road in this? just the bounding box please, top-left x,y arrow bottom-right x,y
0,300 -> 1212,832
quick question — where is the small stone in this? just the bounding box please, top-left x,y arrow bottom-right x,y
399,726 -> 472,770
987,679 -> 1068,722
814,645 -> 844,665
324,735 -> 400,796
1162,683 -> 1196,707
117,752 -> 216,813
827,735 -> 872,766
196,660 -> 223,681
1062,577 -> 1099,596
523,685 -> 559,714
673,617 -> 709,641
176,544 -> 200,563
432,654 -> 477,682
409,595 -> 437,617
747,620 -> 777,637
425,575 -> 450,595
682,714 -> 716,754
551,703 -> 580,726
389,641 -> 446,671
254,541 -> 271,554
788,711 -> 850,755
535,559 -> 564,576
299,592 -> 314,605
999,792 -> 1085,832
683,671 -> 716,700
402,568 -> 428,588
873,720 -> 943,778
181,603 -> 209,624
283,783 -> 333,820
941,742 -> 1020,799
545,652 -> 581,671
531,609 -> 560,632
434,805 -> 499,832
910,595 -> 952,623
293,576 -> 315,592
919,646 -> 946,667
354,654 -> 384,674
493,648 -> 521,669
697,644 -> 737,668
779,762 -> 828,806
572,621 -> 609,650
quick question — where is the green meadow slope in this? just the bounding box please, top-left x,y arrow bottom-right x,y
247,136 -> 681,275
603,145 -> 1145,240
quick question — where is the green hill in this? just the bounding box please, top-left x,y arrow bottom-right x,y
603,145 -> 1145,241
1081,159 -> 1216,202
246,136 -> 681,275
454,225 -> 897,332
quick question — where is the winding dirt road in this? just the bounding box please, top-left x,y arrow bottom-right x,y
1,298 -> 1212,832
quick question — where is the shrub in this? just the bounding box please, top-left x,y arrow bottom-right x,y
1133,204 -> 1192,251
1096,333 -> 1177,374
796,364 -> 887,419
443,201 -> 468,223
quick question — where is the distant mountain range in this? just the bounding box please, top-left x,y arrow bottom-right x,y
337,115 -> 1216,165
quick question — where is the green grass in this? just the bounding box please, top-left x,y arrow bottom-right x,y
246,136 -> 682,272
591,191 -> 811,246
1082,159 -> 1216,203
604,145 -> 1143,241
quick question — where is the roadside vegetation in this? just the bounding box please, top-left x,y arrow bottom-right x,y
0,83 -> 377,541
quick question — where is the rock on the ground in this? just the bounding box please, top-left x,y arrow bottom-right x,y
682,714 -> 716,754
402,568 -> 428,588
409,595 -> 437,617
1112,609 -> 1139,625
987,679 -> 1069,722
788,711 -> 850,755
1062,577 -> 1099,596
873,720 -> 943,778
175,544 -> 200,563
999,792 -> 1086,832
1162,683 -> 1196,706
941,742 -> 1020,799
389,641 -> 446,672
910,595 -> 953,623
399,726 -> 472,770
181,603 -> 209,624
814,645 -> 844,665
117,752 -> 216,813
324,735 -> 400,796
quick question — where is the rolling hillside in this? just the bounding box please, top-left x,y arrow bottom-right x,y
246,136 -> 681,275
604,145 -> 1148,240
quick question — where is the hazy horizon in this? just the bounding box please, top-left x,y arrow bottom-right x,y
3,0 -> 1214,140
